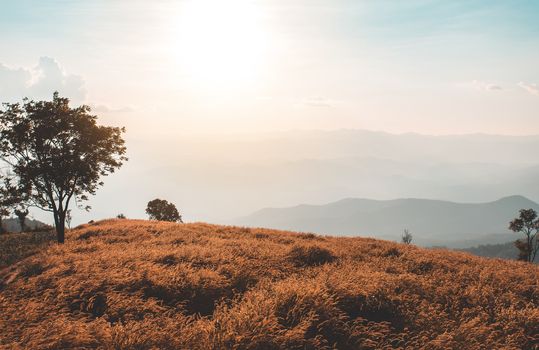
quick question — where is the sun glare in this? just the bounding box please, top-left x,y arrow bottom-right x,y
174,0 -> 269,91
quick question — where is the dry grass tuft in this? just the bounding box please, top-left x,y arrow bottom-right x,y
0,219 -> 538,349
287,244 -> 337,267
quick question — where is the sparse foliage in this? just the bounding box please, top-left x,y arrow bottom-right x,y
0,93 -> 127,243
0,174 -> 21,234
14,208 -> 29,232
509,208 -> 539,263
65,209 -> 72,230
146,199 -> 182,222
401,228 -> 413,244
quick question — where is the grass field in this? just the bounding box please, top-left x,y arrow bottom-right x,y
0,230 -> 56,269
0,219 -> 537,349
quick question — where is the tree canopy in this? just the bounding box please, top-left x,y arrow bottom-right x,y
146,199 -> 182,223
509,208 -> 539,263
0,92 -> 127,242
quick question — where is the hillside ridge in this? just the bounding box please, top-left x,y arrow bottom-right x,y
1,219 -> 537,349
247,195 -> 538,214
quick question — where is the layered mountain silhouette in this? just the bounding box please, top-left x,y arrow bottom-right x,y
104,129 -> 539,223
1,218 -> 48,233
235,195 -> 539,248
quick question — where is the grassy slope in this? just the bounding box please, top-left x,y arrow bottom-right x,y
0,219 -> 537,349
0,230 -> 56,269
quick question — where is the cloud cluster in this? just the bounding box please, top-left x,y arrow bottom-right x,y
518,82 -> 539,96
0,57 -> 86,103
472,80 -> 502,91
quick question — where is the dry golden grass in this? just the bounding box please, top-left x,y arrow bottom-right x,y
0,219 -> 537,349
0,230 -> 55,269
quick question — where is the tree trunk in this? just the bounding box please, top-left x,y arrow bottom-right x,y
53,211 -> 65,243
0,216 -> 3,234
18,217 -> 25,232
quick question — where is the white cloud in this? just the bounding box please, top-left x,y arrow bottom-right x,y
472,80 -> 502,91
518,82 -> 539,96
0,57 -> 86,104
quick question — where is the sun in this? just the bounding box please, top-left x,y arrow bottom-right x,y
173,0 -> 269,91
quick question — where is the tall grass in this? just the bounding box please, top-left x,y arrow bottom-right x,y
0,230 -> 55,269
1,219 -> 537,349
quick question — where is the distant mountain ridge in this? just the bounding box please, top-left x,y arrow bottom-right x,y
235,195 -> 539,248
461,242 -> 519,261
1,218 -> 49,233
124,129 -> 539,223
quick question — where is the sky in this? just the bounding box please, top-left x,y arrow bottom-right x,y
1,0 -> 538,136
1,0 -> 539,225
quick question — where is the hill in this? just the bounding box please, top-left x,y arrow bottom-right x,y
1,218 -> 49,233
461,241 -> 520,261
1,220 -> 537,349
235,195 -> 539,247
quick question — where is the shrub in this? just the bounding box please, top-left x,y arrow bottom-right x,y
19,261 -> 46,278
287,245 -> 337,267
300,233 -> 317,240
383,247 -> 401,257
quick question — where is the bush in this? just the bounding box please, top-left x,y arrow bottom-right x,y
287,245 -> 337,267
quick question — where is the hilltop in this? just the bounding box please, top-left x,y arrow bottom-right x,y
236,195 -> 539,247
0,220 -> 538,349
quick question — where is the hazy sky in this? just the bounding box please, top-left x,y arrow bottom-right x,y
1,0 -> 539,136
2,0 -> 539,225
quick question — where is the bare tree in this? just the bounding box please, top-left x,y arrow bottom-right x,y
401,229 -> 413,245
65,209 -> 72,230
14,207 -> 29,232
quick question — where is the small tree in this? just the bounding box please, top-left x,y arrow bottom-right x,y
146,199 -> 183,222
0,174 -> 20,234
116,213 -> 126,219
509,208 -> 539,263
401,229 -> 413,245
0,93 -> 127,243
14,207 -> 29,232
65,209 -> 72,230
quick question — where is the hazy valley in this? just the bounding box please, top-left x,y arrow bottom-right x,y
76,130 -> 539,225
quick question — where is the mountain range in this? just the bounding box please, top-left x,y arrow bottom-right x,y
57,129 -> 539,224
235,195 -> 539,248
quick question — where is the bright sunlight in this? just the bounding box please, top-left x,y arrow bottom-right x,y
173,0 -> 270,91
